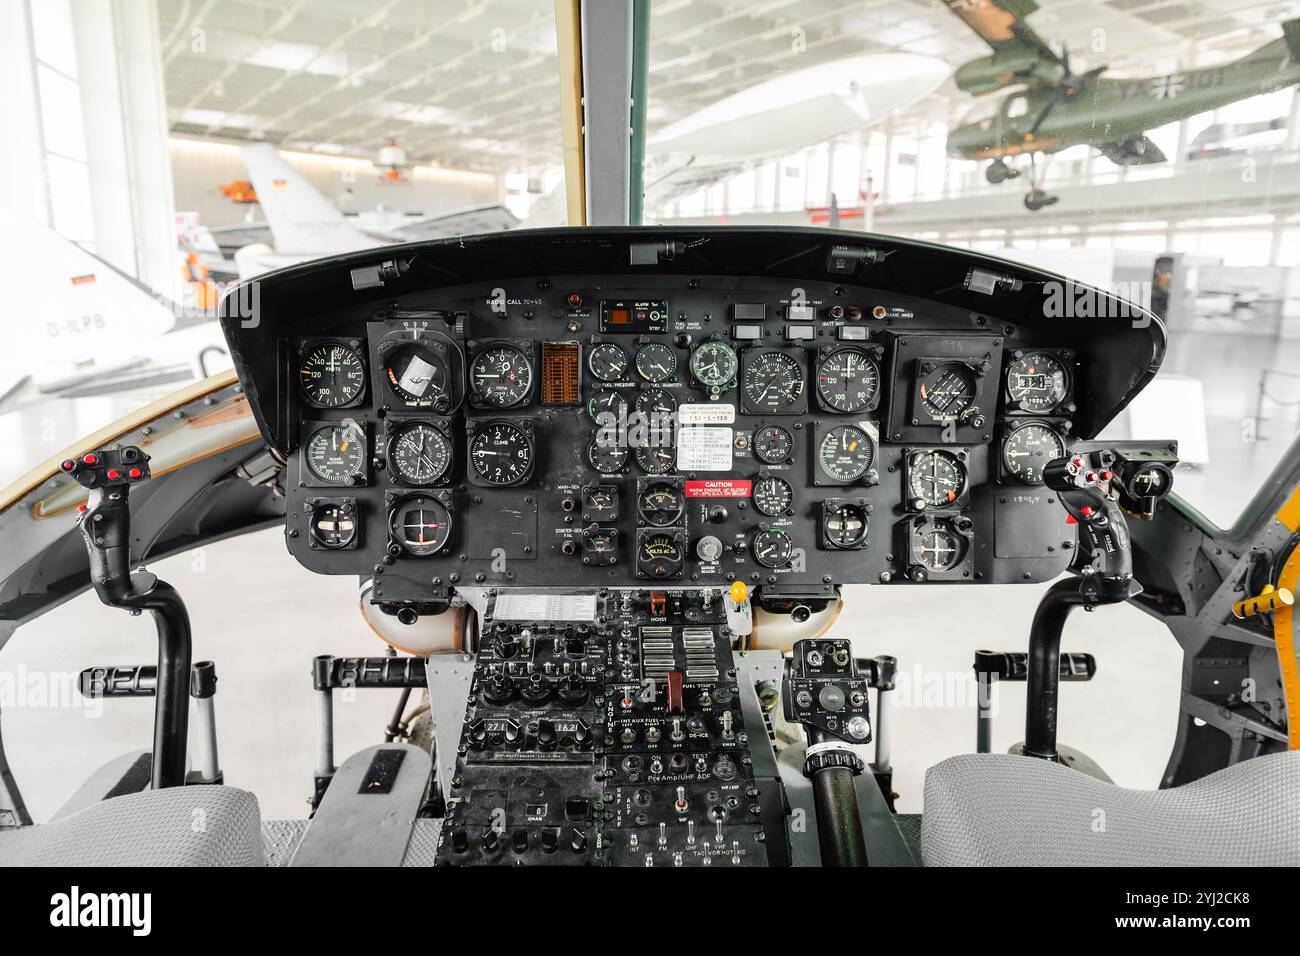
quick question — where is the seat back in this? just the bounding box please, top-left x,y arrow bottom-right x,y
922,751 -> 1300,866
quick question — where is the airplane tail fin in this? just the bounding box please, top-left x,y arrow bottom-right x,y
0,205 -> 179,395
240,143 -> 373,257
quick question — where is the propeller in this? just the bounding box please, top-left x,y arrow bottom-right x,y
1027,46 -> 1106,137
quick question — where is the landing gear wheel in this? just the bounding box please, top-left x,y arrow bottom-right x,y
1024,189 -> 1059,212
985,159 -> 1019,184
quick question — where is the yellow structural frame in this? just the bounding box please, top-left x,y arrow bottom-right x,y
554,0 -> 586,225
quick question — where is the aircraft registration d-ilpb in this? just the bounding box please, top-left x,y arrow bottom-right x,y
0,206 -> 230,412
942,0 -> 1300,209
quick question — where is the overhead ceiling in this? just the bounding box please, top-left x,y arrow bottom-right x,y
159,0 -> 1294,174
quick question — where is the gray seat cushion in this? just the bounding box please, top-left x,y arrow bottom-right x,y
0,785 -> 264,867
922,751 -> 1300,866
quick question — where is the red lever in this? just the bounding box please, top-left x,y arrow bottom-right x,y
665,671 -> 684,714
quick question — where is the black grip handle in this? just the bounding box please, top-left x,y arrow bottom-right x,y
975,650 -> 1096,682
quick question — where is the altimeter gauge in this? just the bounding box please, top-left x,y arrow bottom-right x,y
305,422 -> 366,484
470,344 -> 533,408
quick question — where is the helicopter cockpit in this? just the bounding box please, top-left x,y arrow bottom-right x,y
1,223 -> 1296,874
1,2 -> 1299,901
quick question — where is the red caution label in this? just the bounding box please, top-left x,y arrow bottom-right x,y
685,479 -> 752,498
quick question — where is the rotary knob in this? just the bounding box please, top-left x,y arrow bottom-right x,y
494,630 -> 521,658
519,672 -> 551,704
696,535 -> 724,562
481,671 -> 514,704
467,718 -> 488,749
534,718 -> 557,749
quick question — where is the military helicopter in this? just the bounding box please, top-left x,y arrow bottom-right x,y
942,0 -> 1300,210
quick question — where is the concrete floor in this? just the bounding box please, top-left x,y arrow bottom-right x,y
2,525 -> 1184,821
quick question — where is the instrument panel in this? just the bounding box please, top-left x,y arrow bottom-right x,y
219,227 -> 1164,611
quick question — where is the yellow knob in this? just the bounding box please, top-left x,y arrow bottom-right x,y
730,580 -> 748,604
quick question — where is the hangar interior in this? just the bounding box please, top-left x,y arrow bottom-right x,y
0,0 -> 1297,851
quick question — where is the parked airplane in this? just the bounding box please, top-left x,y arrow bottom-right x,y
230,144 -> 519,278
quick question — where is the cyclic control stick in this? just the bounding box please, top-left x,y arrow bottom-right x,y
65,446 -> 192,789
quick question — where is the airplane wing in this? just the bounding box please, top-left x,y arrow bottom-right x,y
644,159 -> 748,211
383,204 -> 520,242
240,143 -> 373,257
943,0 -> 1065,93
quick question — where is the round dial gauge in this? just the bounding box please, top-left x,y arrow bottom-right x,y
635,343 -> 677,383
469,421 -> 533,485
918,362 -> 976,421
1002,422 -> 1065,485
1007,351 -> 1069,412
637,532 -> 684,578
690,342 -> 738,388
587,388 -> 628,423
635,388 -> 677,420
825,504 -> 868,549
752,476 -> 793,516
586,435 -> 628,474
751,528 -> 793,569
388,422 -> 451,486
305,423 -> 366,483
917,526 -> 964,572
470,344 -> 533,408
753,425 -> 793,465
907,450 -> 966,507
385,344 -> 450,407
299,341 -> 365,408
638,482 -> 684,527
389,496 -> 452,557
818,425 -> 875,483
636,444 -> 676,475
583,527 -> 617,555
587,343 -> 630,383
816,348 -> 880,413
309,503 -> 357,549
743,351 -> 805,411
